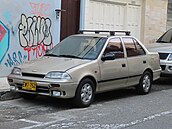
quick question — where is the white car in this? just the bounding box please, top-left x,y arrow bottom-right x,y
146,28 -> 172,76
8,30 -> 161,107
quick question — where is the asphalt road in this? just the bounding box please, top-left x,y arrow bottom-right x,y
0,77 -> 172,129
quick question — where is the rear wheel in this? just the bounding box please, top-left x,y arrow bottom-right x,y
136,71 -> 152,95
20,93 -> 37,99
74,78 -> 95,108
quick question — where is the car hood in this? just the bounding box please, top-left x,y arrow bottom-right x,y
146,43 -> 172,53
19,56 -> 91,74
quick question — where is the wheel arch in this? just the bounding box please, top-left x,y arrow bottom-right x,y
144,68 -> 153,80
75,75 -> 97,96
136,68 -> 153,95
79,75 -> 97,89
74,75 -> 97,107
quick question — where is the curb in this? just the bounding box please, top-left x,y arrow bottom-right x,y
0,77 -> 21,101
0,90 -> 21,101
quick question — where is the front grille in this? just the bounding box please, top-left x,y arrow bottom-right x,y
160,65 -> 166,71
22,73 -> 45,78
158,53 -> 169,60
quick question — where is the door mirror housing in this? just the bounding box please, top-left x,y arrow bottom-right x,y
101,52 -> 115,61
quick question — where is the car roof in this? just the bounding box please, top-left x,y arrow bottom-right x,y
72,34 -> 109,38
72,30 -> 131,38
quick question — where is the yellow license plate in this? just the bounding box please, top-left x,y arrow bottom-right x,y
22,81 -> 36,91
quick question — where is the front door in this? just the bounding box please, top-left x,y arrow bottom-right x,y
98,38 -> 128,91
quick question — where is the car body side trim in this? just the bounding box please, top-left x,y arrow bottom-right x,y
98,74 -> 142,83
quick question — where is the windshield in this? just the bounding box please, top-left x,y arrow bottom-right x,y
45,36 -> 107,60
157,28 -> 172,43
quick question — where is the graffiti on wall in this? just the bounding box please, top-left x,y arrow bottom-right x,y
18,14 -> 52,47
0,21 -> 10,64
0,1 -> 60,77
24,43 -> 52,61
18,14 -> 53,61
4,51 -> 27,67
30,2 -> 50,17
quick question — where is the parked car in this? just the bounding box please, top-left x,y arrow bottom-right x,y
7,30 -> 161,107
146,28 -> 172,76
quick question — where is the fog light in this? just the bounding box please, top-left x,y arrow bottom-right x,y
8,79 -> 13,82
168,66 -> 172,70
52,91 -> 61,97
10,86 -> 16,90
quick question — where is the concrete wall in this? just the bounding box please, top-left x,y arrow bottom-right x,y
141,0 -> 168,44
0,0 -> 61,77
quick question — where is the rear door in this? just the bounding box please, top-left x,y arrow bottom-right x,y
98,38 -> 128,91
122,37 -> 147,86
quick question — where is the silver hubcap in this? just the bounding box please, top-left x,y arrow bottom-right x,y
81,83 -> 93,103
142,74 -> 151,92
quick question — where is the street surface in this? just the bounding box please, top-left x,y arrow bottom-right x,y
0,77 -> 172,129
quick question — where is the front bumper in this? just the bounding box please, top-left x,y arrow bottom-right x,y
7,75 -> 78,98
160,60 -> 172,75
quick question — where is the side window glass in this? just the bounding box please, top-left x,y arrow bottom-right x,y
133,39 -> 146,55
123,38 -> 146,57
104,38 -> 124,59
157,29 -> 172,43
123,38 -> 138,57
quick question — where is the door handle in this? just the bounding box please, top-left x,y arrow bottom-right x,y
143,60 -> 146,64
122,64 -> 126,67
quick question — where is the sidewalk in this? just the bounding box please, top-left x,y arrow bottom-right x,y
0,77 -> 10,90
0,77 -> 20,101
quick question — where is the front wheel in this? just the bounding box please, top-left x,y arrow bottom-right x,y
136,71 -> 152,95
74,78 -> 95,108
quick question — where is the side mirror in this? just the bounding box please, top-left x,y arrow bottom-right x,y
101,52 -> 115,61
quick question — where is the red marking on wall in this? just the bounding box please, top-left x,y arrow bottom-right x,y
24,43 -> 53,61
0,25 -> 6,42
29,2 -> 50,17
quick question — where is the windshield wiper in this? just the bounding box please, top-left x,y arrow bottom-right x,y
44,53 -> 59,57
157,40 -> 169,43
59,55 -> 82,59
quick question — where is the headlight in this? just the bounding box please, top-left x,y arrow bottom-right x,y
11,67 -> 22,75
168,54 -> 172,61
45,72 -> 71,79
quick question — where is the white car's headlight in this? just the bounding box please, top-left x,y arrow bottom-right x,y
45,72 -> 71,79
168,54 -> 172,61
11,67 -> 22,75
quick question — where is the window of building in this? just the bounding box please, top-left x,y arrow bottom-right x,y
168,0 -> 172,21
167,0 -> 172,29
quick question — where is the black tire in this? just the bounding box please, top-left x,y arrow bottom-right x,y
136,71 -> 152,95
20,93 -> 37,99
74,78 -> 95,108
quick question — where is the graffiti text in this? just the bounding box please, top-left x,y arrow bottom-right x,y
30,2 -> 50,17
18,14 -> 52,48
24,43 -> 52,61
4,51 -> 27,67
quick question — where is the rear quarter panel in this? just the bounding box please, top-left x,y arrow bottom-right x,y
147,52 -> 161,81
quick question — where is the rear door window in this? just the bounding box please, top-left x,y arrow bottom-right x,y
123,37 -> 145,57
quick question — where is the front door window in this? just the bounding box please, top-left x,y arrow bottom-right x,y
103,38 -> 124,59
